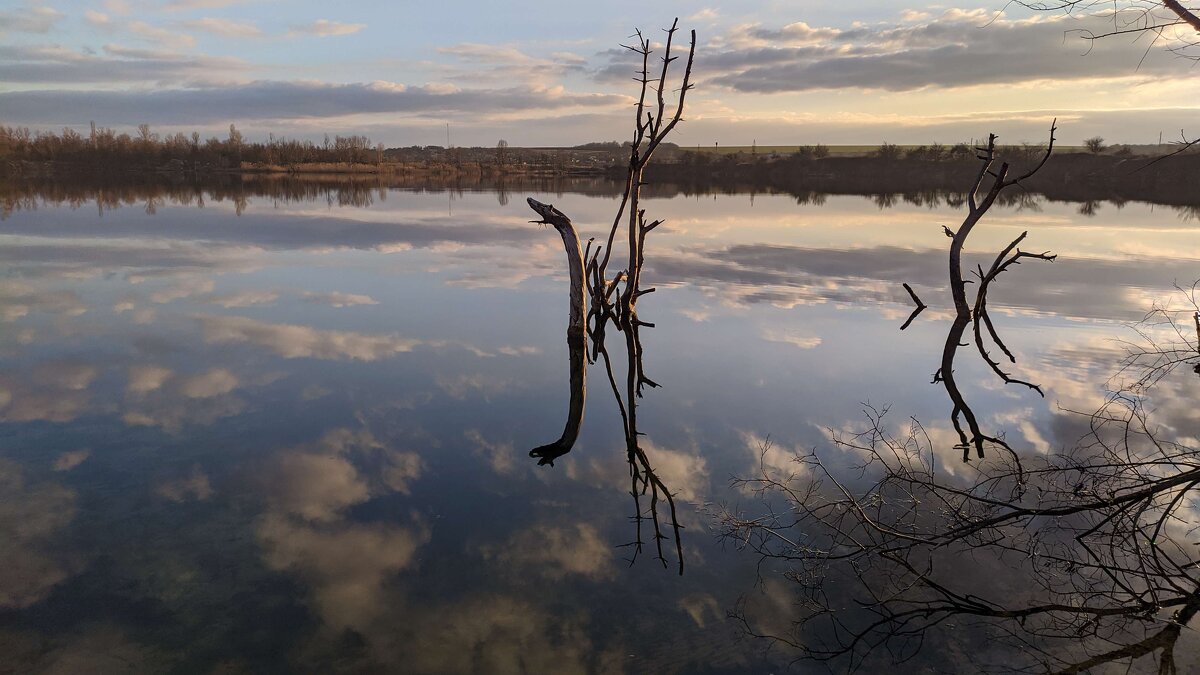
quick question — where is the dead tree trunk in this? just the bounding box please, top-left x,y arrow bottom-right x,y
527,198 -> 585,337
936,125 -> 1056,462
526,198 -> 587,466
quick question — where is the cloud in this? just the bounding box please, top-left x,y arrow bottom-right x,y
0,6 -> 64,33
84,10 -> 110,27
129,20 -> 197,48
0,79 -> 626,125
164,0 -> 251,9
183,17 -> 262,38
0,43 -> 245,85
596,9 -> 1192,94
435,43 -> 588,84
287,19 -> 366,37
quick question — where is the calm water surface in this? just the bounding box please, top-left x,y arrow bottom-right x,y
1,179 -> 1197,672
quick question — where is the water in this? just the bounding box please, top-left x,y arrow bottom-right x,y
1,178 -> 1197,672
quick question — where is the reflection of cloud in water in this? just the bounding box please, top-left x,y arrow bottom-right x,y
147,277 -> 215,304
32,361 -> 97,391
199,314 -> 420,361
760,327 -> 822,349
178,368 -> 239,399
0,625 -> 168,674
0,281 -> 86,321
199,315 -> 537,364
436,372 -> 520,401
381,595 -> 623,675
53,449 -> 90,471
648,244 -> 1200,321
565,440 -> 709,503
126,365 -> 173,394
256,428 -> 429,630
0,211 -> 543,253
258,513 -> 430,630
122,366 -> 248,432
678,594 -> 722,629
154,465 -> 213,503
0,363 -> 94,423
480,522 -> 616,581
206,289 -> 280,308
465,429 -> 516,475
0,460 -> 77,609
300,291 -> 378,307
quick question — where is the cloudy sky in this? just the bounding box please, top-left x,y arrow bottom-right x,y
2,0 -> 1198,146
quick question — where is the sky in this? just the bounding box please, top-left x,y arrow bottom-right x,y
2,0 -> 1199,146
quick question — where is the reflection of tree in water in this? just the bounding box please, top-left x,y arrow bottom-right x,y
524,20 -> 695,575
6,171 -> 1200,222
718,130 -> 1200,672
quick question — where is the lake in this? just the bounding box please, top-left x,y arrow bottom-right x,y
1,176 -> 1197,673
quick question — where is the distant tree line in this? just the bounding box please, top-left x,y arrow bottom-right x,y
0,123 -> 384,169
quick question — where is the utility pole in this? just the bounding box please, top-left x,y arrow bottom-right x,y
446,123 -> 451,148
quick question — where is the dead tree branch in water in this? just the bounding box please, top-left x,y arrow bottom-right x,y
523,20 -> 695,574
939,123 -> 1056,463
593,18 -> 696,327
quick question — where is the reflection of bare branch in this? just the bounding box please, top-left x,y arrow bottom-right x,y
940,123 -> 1056,463
595,325 -> 683,575
899,282 -> 927,331
720,283 -> 1200,673
521,20 -> 693,575
720,399 -> 1200,672
971,230 -> 1057,395
1109,280 -> 1200,391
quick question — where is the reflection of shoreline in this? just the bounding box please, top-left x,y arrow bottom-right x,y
6,172 -> 1200,217
7,150 -> 1200,206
